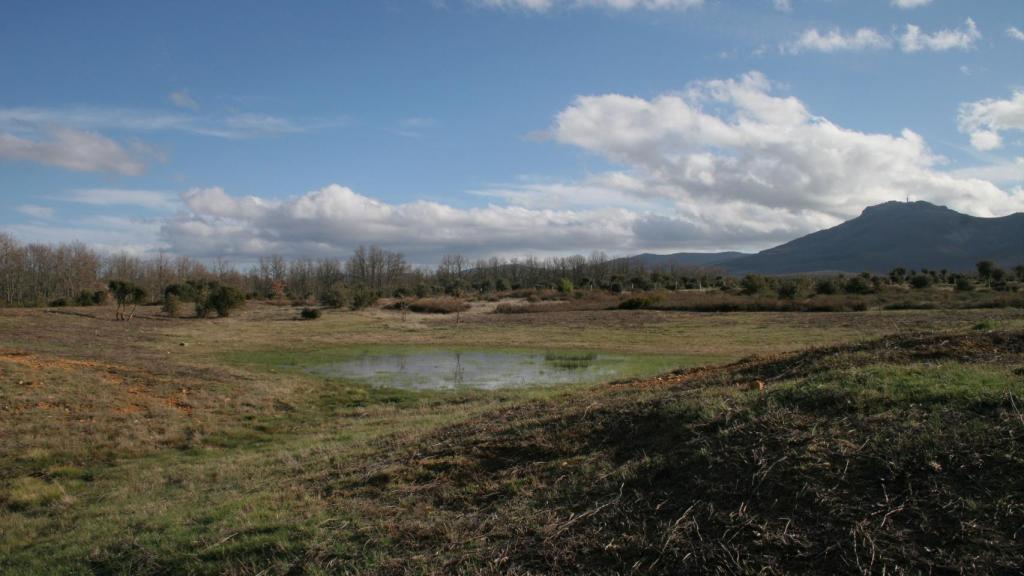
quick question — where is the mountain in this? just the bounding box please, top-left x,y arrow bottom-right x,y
720,201 -> 1024,275
611,251 -> 749,270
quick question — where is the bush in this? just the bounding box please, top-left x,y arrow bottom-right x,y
207,285 -> 246,317
776,282 -> 799,299
844,276 -> 873,294
955,277 -> 974,292
194,283 -> 245,318
349,286 -> 378,310
164,282 -> 199,303
495,278 -> 510,292
740,274 -> 767,296
320,285 -> 347,308
909,275 -> 932,289
815,278 -> 839,295
49,298 -> 68,307
300,307 -> 321,320
73,290 -> 97,306
558,278 -> 574,294
162,294 -> 181,316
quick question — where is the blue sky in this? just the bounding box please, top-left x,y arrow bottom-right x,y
1,0 -> 1022,264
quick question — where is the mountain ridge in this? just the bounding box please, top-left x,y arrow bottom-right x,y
627,201 -> 1023,275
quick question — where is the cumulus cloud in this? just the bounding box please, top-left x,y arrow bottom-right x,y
1008,26 -> 1024,41
899,18 -> 980,52
163,185 -> 652,261
0,127 -> 146,175
958,90 -> 1024,151
475,0 -> 702,12
157,73 -> 1022,263
548,72 -> 1022,219
891,0 -> 931,9
783,27 -> 891,53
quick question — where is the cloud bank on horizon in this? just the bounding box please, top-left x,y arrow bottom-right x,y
153,72 -> 1022,263
1,1 -> 1021,264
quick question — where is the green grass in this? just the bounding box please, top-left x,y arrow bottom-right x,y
774,363 -> 1022,413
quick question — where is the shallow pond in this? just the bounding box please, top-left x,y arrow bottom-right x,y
307,349 -> 634,390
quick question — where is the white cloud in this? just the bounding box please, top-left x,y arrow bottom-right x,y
0,106 -> 339,140
548,71 -> 1021,219
900,18 -> 980,52
949,157 -> 1024,184
16,204 -> 55,220
958,90 -> 1024,151
65,189 -> 180,211
169,90 -> 199,110
783,27 -> 891,53
772,0 -> 791,12
892,0 -> 931,9
163,184 -> 653,261
1008,26 -> 1024,41
475,0 -> 702,12
0,127 -> 146,175
157,73 -> 1022,262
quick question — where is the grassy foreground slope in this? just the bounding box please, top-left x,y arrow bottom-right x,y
0,304 -> 1022,574
328,331 -> 1024,574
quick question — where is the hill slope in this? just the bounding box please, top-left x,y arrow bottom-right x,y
722,201 -> 1024,274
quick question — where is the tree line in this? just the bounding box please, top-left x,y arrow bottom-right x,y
0,231 -> 1020,308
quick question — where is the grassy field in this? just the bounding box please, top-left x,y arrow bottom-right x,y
1,301 -> 1023,574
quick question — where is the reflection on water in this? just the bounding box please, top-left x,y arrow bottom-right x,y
307,350 -> 622,390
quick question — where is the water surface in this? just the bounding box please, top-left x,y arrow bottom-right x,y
307,349 -> 628,390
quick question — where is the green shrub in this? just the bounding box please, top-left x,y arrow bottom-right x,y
740,274 -> 767,295
164,282 -> 200,303
207,285 -> 246,317
349,286 -> 378,310
300,307 -> 321,320
48,298 -> 68,307
557,278 -> 574,294
320,285 -> 347,308
193,283 -> 245,317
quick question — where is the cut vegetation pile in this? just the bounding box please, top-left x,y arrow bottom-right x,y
323,331 -> 1024,574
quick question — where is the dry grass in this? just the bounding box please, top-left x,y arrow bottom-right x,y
1,302 -> 1023,573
